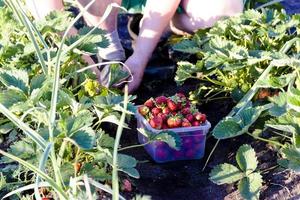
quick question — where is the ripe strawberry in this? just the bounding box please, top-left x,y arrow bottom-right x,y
162,107 -> 170,115
192,121 -> 200,126
144,98 -> 154,108
177,102 -> 183,110
181,107 -> 191,115
122,179 -> 132,192
167,115 -> 182,128
200,114 -> 207,122
157,113 -> 167,122
167,99 -> 177,111
151,107 -> 162,115
186,114 -> 194,123
149,116 -> 163,129
182,118 -> 191,127
176,93 -> 186,98
162,123 -> 169,129
194,112 -> 202,121
155,96 -> 168,105
138,105 -> 149,116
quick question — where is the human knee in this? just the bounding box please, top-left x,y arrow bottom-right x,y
182,0 -> 243,28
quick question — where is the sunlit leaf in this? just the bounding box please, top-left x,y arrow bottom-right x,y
238,172 -> 262,200
209,163 -> 244,185
236,145 -> 258,174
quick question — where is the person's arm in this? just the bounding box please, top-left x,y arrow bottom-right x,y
126,0 -> 181,93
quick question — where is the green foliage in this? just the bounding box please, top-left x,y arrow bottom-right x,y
281,145 -> 300,172
213,104 -> 270,139
0,1 -> 136,199
210,145 -> 262,200
173,9 -> 300,102
138,128 -> 182,150
209,163 -> 244,184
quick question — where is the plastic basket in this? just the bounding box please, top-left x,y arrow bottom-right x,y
135,108 -> 211,163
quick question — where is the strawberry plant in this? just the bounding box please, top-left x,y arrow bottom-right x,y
0,1 -> 138,199
210,144 -> 263,200
173,9 -> 300,103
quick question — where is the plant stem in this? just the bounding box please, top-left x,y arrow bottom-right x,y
112,85 -> 129,200
57,140 -> 68,167
202,139 -> 219,171
246,132 -> 284,147
118,141 -> 151,151
260,165 -> 278,174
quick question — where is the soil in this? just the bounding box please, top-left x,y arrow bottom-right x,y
118,1 -> 300,199
120,78 -> 300,200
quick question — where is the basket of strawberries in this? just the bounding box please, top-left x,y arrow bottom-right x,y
135,93 -> 211,163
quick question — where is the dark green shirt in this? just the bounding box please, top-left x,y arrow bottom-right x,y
122,0 -> 183,14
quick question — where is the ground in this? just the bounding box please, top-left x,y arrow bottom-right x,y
117,1 -> 300,199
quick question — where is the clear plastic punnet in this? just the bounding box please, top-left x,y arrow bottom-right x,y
135,108 -> 211,163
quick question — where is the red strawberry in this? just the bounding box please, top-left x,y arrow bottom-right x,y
176,93 -> 186,98
122,179 -> 132,192
149,116 -> 163,129
181,107 -> 191,115
138,105 -> 149,116
186,114 -> 194,123
194,112 -> 202,121
155,96 -> 168,105
162,107 -> 170,115
157,113 -> 167,122
151,107 -> 162,115
167,99 -> 177,111
167,115 -> 182,128
182,118 -> 192,127
192,121 -> 200,126
200,114 -> 207,122
177,102 -> 183,110
162,123 -> 169,129
144,98 -> 154,108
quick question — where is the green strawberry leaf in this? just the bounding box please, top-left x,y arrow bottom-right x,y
213,105 -> 270,139
172,39 -> 201,54
269,92 -> 287,117
236,144 -> 258,174
119,167 -> 140,179
256,73 -> 295,89
153,130 -> 182,150
209,163 -> 244,185
238,172 -> 263,200
281,145 -> 300,172
287,87 -> 300,112
212,117 -> 243,139
0,69 -> 29,93
175,61 -> 199,85
117,154 -> 137,168
0,89 -> 27,108
108,64 -> 129,87
82,163 -> 110,181
68,127 -> 96,150
107,154 -> 140,178
97,131 -> 115,149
